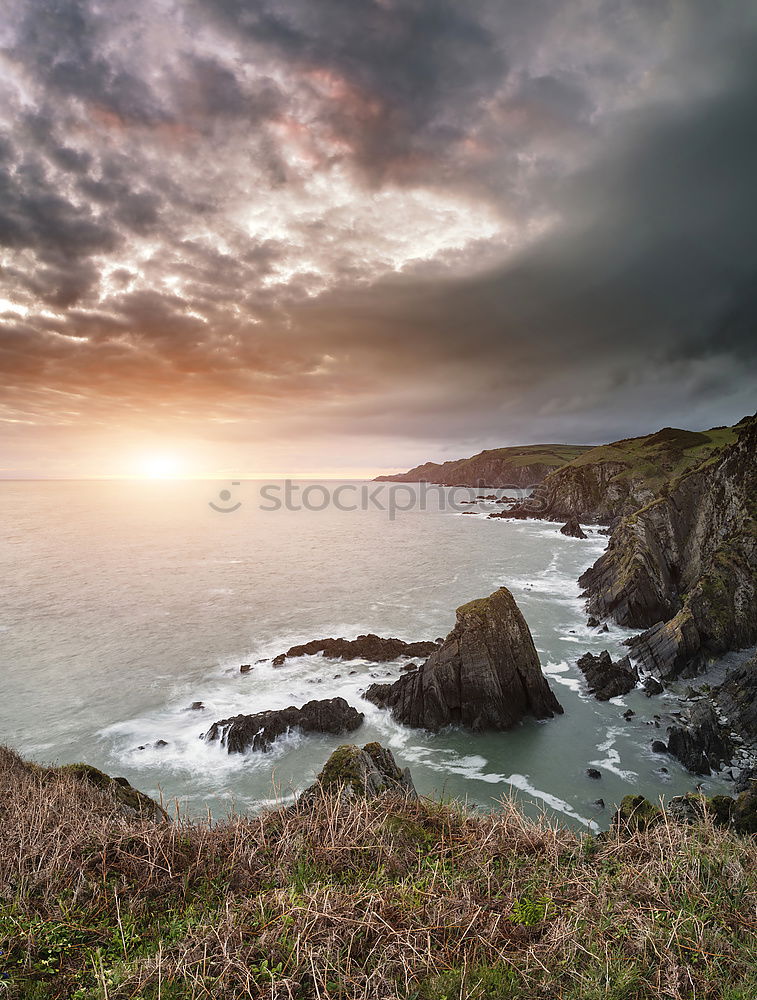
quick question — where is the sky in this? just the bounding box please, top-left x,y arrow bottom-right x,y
1,0 -> 756,478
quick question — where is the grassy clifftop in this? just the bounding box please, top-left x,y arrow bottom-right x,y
375,443 -> 592,486
553,424 -> 740,492
2,746 -> 756,1000
376,422 -> 743,498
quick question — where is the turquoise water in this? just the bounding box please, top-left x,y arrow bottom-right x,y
0,479 -> 729,828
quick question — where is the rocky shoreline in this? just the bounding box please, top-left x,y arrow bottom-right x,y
119,414 -> 757,813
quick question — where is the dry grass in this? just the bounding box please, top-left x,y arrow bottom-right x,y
1,745 -> 756,1000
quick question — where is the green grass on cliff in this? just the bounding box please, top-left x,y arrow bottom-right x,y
552,424 -> 741,490
2,747 -> 757,1000
380,422 -> 743,487
466,443 -> 593,468
378,443 -> 592,480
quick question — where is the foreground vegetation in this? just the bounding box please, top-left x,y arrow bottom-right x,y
1,746 -> 756,1000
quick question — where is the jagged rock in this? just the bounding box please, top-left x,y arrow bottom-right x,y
205,698 -> 364,753
272,635 -> 438,666
272,654 -> 286,666
623,709 -> 635,720
668,793 -> 734,827
666,702 -> 733,775
586,768 -> 601,779
715,656 -> 757,745
303,743 -> 417,802
613,795 -> 663,832
576,650 -> 638,701
652,740 -> 668,753
643,676 -> 664,696
364,587 -> 562,732
240,664 -> 252,673
560,518 -> 587,539
734,766 -> 757,794
587,616 -> 600,628
188,701 -> 205,711
580,417 -> 757,679
56,763 -> 168,822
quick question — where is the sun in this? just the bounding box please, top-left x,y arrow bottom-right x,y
138,453 -> 183,479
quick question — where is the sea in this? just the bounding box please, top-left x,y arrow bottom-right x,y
0,479 -> 732,830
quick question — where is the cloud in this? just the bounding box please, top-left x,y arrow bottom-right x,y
0,0 -> 756,475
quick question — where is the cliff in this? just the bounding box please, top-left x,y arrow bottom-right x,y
579,414 -> 757,678
2,743 -> 756,1000
365,586 -> 562,730
497,424 -> 742,524
375,443 -> 591,487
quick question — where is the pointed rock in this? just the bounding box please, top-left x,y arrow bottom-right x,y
364,587 -> 562,732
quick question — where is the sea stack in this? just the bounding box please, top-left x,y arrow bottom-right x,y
364,587 -> 563,731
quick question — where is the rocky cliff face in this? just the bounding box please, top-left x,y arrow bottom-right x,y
499,426 -> 741,525
529,460 -> 642,523
364,587 -> 562,731
375,444 -> 590,487
579,415 -> 757,678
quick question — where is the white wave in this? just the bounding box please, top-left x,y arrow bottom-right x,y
588,730 -> 639,781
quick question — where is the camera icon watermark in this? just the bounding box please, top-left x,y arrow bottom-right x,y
208,481 -> 242,513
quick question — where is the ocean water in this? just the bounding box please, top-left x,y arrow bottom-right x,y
0,479 -> 730,829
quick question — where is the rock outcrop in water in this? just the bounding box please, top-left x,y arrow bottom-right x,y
302,743 -> 417,802
205,698 -> 364,753
666,702 -> 733,776
560,518 -> 587,539
272,635 -> 439,665
364,587 -> 562,732
579,414 -> 757,680
576,650 -> 638,701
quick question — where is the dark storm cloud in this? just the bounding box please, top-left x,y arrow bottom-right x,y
197,0 -> 508,181
276,25 -> 757,441
18,0 -> 168,126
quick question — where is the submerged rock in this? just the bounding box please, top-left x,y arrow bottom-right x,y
576,650 -> 638,701
666,702 -> 733,775
586,768 -> 602,780
273,634 -> 438,666
560,518 -> 587,539
364,587 -> 562,732
303,742 -> 417,802
205,698 -> 364,753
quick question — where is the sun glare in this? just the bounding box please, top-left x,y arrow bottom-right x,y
138,453 -> 183,479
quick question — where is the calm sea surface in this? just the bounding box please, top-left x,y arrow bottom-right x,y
0,480 -> 729,828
